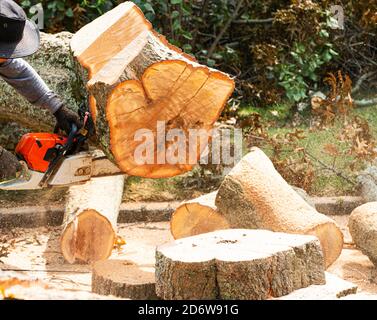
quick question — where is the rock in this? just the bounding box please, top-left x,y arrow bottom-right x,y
292,186 -> 316,208
357,166 -> 377,202
349,202 -> 377,265
155,229 -> 326,300
313,196 -> 364,216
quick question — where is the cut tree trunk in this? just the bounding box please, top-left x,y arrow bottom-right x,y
60,175 -> 125,264
170,191 -> 230,239
0,3 -> 235,179
92,260 -> 157,299
70,1 -> 235,178
155,229 -> 325,300
214,147 -> 343,268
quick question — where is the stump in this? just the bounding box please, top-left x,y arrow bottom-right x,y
155,229 -> 326,300
349,202 -> 377,266
215,148 -> 343,268
92,260 -> 157,299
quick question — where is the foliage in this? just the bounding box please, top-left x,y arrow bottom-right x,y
243,71 -> 377,193
244,113 -> 315,191
18,0 -> 376,110
311,71 -> 353,126
19,0 -> 116,32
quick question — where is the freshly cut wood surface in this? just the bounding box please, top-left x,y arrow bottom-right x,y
71,2 -> 235,178
170,191 -> 229,239
60,176 -> 125,264
215,147 -> 343,268
156,229 -> 325,300
92,260 -> 157,299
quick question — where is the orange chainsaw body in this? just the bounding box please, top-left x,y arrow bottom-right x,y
15,133 -> 68,173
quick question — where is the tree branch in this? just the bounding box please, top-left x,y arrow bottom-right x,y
354,96 -> 377,107
352,72 -> 376,94
207,0 -> 245,58
233,18 -> 274,24
304,151 -> 357,186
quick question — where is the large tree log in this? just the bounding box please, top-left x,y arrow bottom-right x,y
0,32 -> 125,265
0,3 -> 235,179
214,148 -> 343,268
70,2 -> 235,178
61,175 -> 125,264
156,229 -> 325,300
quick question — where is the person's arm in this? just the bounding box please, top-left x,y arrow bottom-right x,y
0,58 -> 82,133
0,58 -> 62,114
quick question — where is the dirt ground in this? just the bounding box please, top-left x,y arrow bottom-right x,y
0,222 -> 173,292
1,217 -> 377,298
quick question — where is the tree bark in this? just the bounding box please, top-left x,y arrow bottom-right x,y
60,175 -> 125,264
156,229 -> 325,300
215,147 -> 343,268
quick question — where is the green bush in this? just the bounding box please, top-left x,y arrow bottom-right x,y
18,0 -> 376,110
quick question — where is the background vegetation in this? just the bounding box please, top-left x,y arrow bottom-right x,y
14,0 -> 377,197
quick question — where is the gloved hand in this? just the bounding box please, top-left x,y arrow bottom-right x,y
54,106 -> 83,135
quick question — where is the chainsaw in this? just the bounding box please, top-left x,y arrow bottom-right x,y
0,104 -> 122,190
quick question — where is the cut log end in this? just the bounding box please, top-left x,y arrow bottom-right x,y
60,210 -> 115,264
306,222 -> 344,268
170,192 -> 230,239
106,60 -> 235,178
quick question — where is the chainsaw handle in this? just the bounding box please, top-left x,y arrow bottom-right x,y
68,123 -> 78,140
53,123 -> 79,137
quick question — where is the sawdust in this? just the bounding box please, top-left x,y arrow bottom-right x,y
0,222 -> 172,293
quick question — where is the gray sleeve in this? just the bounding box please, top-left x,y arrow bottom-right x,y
0,58 -> 62,114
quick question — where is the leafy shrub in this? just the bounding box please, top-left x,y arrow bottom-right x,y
18,0 -> 376,110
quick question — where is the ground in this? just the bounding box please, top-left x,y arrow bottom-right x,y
1,218 -> 377,297
0,222 -> 173,292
